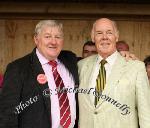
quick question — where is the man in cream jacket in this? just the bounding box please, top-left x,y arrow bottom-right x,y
78,18 -> 150,128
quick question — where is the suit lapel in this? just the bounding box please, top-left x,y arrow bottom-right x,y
97,53 -> 127,107
30,48 -> 51,118
58,50 -> 79,86
81,55 -> 98,108
107,54 -> 127,90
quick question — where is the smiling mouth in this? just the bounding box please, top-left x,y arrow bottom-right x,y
48,47 -> 57,49
101,43 -> 110,46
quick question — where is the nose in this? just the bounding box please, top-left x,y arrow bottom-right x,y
51,37 -> 57,45
102,33 -> 108,40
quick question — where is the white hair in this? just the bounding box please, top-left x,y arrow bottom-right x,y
34,20 -> 63,36
92,18 -> 119,37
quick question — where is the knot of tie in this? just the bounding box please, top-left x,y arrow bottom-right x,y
100,59 -> 107,66
48,60 -> 57,67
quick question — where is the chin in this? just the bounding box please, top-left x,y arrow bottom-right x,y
49,54 -> 58,58
100,50 -> 110,54
46,52 -> 58,59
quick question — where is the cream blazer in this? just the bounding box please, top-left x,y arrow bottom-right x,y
78,53 -> 150,128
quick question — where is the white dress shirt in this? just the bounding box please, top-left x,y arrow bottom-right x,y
36,49 -> 76,128
89,51 -> 118,103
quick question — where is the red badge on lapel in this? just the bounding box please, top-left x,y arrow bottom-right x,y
37,74 -> 47,84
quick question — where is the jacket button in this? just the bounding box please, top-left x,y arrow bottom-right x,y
94,111 -> 98,114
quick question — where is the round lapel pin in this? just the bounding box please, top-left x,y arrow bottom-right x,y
37,74 -> 47,84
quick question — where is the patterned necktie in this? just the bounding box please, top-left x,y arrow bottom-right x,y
49,61 -> 71,128
95,59 -> 107,107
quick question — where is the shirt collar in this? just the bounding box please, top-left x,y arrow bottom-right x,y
36,48 -> 60,65
97,51 -> 118,66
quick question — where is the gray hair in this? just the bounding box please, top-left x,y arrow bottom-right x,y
34,20 -> 63,36
92,18 -> 119,37
112,20 -> 119,37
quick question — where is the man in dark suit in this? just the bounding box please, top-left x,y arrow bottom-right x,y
0,20 -> 79,128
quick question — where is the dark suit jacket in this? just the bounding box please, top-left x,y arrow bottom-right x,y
0,48 -> 79,128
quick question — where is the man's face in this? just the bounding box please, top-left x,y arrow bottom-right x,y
116,43 -> 129,52
82,45 -> 97,58
91,19 -> 119,58
34,26 -> 64,60
146,64 -> 150,79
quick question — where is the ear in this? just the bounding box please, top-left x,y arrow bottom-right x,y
34,35 -> 38,45
116,37 -> 119,42
91,29 -> 95,42
115,31 -> 119,42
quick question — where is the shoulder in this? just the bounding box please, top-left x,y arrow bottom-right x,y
58,50 -> 78,66
58,50 -> 79,85
127,59 -> 145,70
60,50 -> 76,56
78,54 -> 97,68
117,53 -> 145,70
6,52 -> 33,73
59,50 -> 77,60
2,52 -> 34,86
118,55 -> 145,72
9,53 -> 31,66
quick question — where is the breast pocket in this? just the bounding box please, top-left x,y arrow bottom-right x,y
114,77 -> 135,101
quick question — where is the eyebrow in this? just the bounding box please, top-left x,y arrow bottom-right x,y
95,30 -> 113,33
44,33 -> 62,36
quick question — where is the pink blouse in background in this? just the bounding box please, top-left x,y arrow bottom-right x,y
0,74 -> 3,88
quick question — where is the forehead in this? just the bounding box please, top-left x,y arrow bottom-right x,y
84,45 -> 96,50
41,25 -> 62,33
94,19 -> 115,31
117,43 -> 128,47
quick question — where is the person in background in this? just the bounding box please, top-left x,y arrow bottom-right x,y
78,40 -> 131,61
82,41 -> 97,58
144,55 -> 150,82
78,18 -> 150,128
116,40 -> 129,52
0,73 -> 3,94
77,41 -> 97,61
0,74 -> 3,88
0,20 -> 79,128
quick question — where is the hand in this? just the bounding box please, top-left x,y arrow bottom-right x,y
119,51 -> 139,61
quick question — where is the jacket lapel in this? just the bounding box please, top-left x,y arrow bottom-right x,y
30,48 -> 51,118
58,50 -> 79,86
97,53 -> 127,107
81,55 -> 98,108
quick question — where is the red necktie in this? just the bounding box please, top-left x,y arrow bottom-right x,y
49,61 -> 71,128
